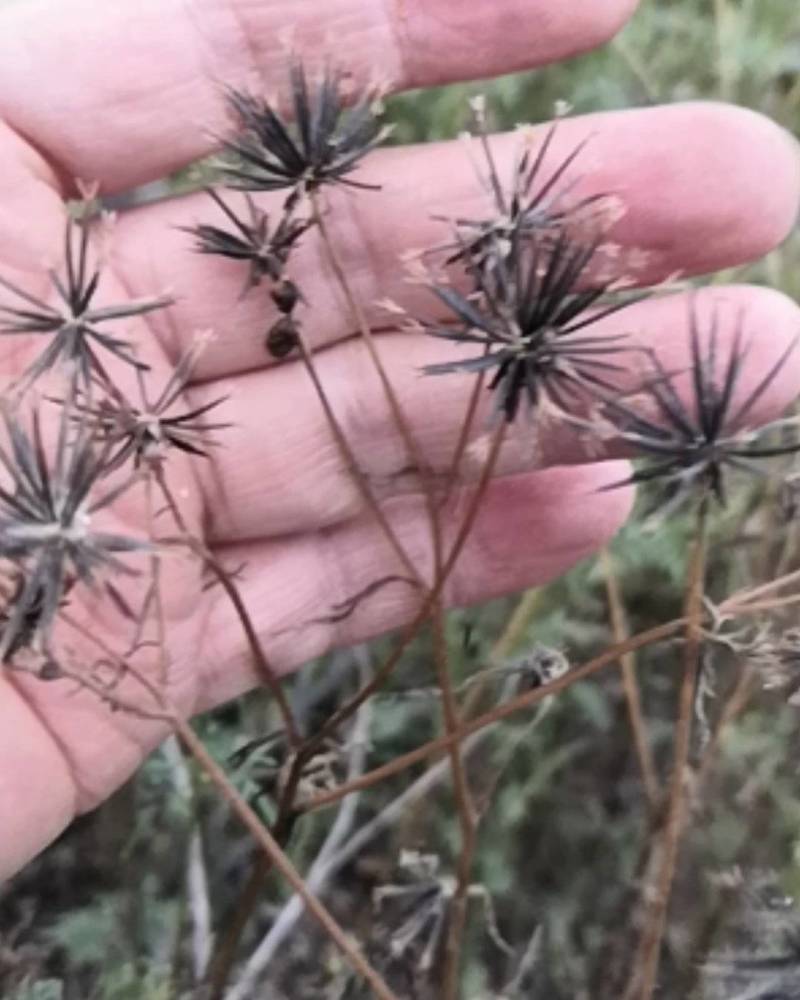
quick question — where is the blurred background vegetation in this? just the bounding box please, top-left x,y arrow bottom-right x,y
3,0 -> 800,998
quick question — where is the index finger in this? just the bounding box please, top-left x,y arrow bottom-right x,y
0,0 -> 639,194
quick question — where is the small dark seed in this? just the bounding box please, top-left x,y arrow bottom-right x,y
267,316 -> 300,358
271,279 -> 300,314
39,660 -> 62,681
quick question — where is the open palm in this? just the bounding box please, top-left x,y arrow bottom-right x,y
1,0 -> 799,880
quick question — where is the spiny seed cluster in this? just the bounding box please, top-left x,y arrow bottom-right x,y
413,100 -> 800,510
0,56 -> 796,670
0,205 -> 225,665
189,61 -> 389,360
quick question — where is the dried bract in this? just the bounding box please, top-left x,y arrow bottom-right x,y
72,347 -> 228,471
185,188 -> 310,294
434,103 -> 603,275
372,851 -> 511,979
0,214 -> 172,392
220,61 -> 390,205
600,305 -> 800,510
0,409 -> 147,660
422,229 -> 643,421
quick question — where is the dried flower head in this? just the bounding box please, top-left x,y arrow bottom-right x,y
0,213 -> 172,393
220,61 -> 391,205
432,100 -> 603,275
0,408 -> 147,660
185,188 -> 310,294
372,851 -> 511,977
230,729 -> 344,810
422,228 -> 643,421
600,304 -> 800,510
741,626 -> 800,704
70,343 -> 228,471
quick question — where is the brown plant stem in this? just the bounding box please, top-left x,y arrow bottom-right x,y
434,589 -> 478,1000
154,467 -> 305,996
174,721 -> 400,1000
309,192 -> 441,539
295,331 -> 422,587
310,194 -> 504,996
204,857 -> 271,998
624,500 -> 709,1000
601,546 -> 659,808
60,617 -> 399,1000
154,466 -> 300,747
443,366 -> 488,503
296,569 -> 798,817
720,564 -> 800,611
309,422 -> 507,752
301,617 -> 689,814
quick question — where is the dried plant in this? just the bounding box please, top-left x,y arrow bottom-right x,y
220,62 -> 391,206
601,305 -> 800,510
7,44 -> 800,1000
185,187 -> 310,295
0,214 -> 172,393
0,407 -> 146,660
69,344 -> 228,471
431,97 -> 604,275
421,228 -> 643,421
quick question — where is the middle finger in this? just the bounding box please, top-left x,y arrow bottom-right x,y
113,101 -> 800,382
193,285 -> 800,544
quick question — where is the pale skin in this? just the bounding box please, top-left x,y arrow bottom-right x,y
0,0 -> 799,879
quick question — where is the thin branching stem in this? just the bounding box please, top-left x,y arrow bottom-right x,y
309,423 -> 508,752
298,567 -> 793,815
442,366 -> 489,504
59,615 -> 399,1000
625,499 -> 709,1000
154,467 -> 300,747
720,564 -> 800,610
302,617 -> 690,814
309,191 -> 441,546
601,546 -> 659,809
294,331 -> 422,586
175,721 -> 400,1000
435,588 -> 477,1000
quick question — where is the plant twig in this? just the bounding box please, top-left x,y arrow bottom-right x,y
601,546 -> 660,809
57,617 -> 399,1000
154,467 -> 300,747
302,617 -> 689,814
175,719 -> 400,1000
624,500 -> 709,1000
225,656 -> 373,1000
308,422 -> 508,752
294,330 -> 423,587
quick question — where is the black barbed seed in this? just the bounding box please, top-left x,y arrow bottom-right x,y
219,60 -> 391,206
0,211 -> 172,394
267,315 -> 301,359
421,226 -> 646,422
271,278 -> 301,315
599,303 -> 800,513
0,407 -> 148,660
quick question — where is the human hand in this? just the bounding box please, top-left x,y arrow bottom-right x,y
0,0 -> 798,880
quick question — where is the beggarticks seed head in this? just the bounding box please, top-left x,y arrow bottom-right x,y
599,301 -> 800,513
219,60 -> 391,208
0,213 -> 172,395
421,227 -> 645,422
0,407 -> 147,660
